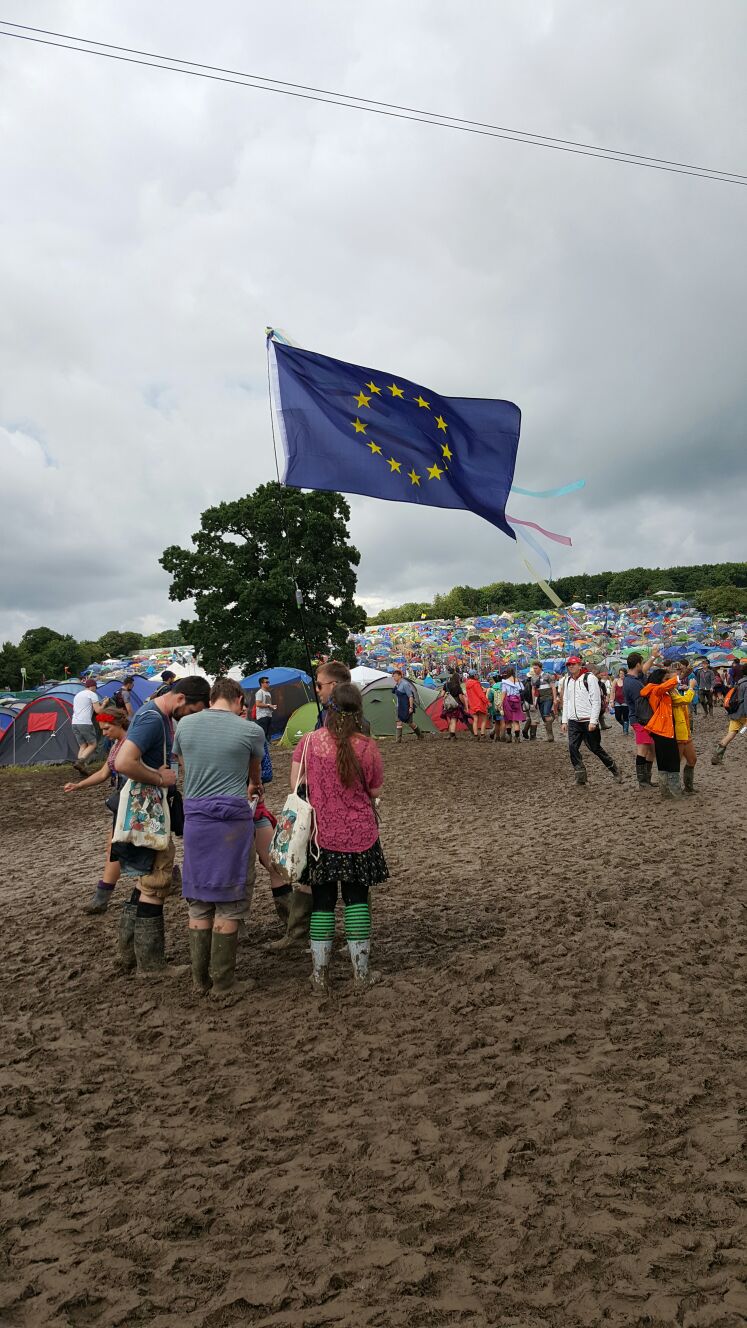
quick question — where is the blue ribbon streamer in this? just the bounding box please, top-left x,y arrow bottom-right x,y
510,479 -> 586,499
510,522 -> 554,580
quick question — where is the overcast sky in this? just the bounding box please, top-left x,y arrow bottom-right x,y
1,1 -> 745,643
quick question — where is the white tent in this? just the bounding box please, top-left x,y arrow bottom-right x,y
350,666 -> 391,688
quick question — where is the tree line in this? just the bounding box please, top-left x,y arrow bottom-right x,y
0,626 -> 187,691
366,563 -> 747,624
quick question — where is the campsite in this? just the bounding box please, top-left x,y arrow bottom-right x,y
2,727 -> 744,1327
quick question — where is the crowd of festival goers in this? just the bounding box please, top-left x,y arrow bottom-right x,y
63,652 -> 746,996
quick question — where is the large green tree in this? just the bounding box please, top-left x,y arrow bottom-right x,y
695,586 -> 747,619
160,483 -> 366,674
95,630 -> 145,659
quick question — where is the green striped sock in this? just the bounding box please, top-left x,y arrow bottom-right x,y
310,910 -> 335,941
344,902 -> 371,941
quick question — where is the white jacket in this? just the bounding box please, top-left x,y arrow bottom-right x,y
562,672 -> 601,726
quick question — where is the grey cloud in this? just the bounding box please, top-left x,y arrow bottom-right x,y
1,0 -> 745,645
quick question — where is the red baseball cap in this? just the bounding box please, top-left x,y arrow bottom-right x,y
566,655 -> 582,665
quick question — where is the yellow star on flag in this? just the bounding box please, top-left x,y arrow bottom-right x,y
365,381 -> 381,395
408,468 -> 421,486
387,383 -> 404,398
435,415 -> 448,432
352,418 -> 367,434
427,463 -> 444,481
441,443 -> 453,462
387,457 -> 402,473
354,391 -> 371,408
414,395 -> 430,409
367,441 -> 382,455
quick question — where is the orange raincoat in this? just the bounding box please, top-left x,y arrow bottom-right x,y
465,677 -> 489,715
640,675 -> 678,738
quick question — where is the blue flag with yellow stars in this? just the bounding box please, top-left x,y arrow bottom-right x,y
268,338 -> 521,540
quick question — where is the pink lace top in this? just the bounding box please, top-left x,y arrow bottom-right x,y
106,738 -> 123,775
292,729 -> 383,853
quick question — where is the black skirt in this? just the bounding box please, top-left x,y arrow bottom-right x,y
303,838 -> 389,889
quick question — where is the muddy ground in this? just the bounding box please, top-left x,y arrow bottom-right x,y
0,715 -> 745,1327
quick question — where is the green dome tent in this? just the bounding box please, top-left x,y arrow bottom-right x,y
279,702 -> 319,748
360,683 -> 437,737
279,681 -> 437,745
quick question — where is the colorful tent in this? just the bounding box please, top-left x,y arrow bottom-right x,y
360,682 -> 436,737
426,696 -> 470,733
240,670 -> 315,741
97,675 -> 159,711
279,702 -> 319,749
0,696 -> 78,767
353,599 -> 747,677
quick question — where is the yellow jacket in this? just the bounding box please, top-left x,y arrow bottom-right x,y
672,687 -> 693,741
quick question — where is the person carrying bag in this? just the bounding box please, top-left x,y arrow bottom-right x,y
113,677 -> 210,975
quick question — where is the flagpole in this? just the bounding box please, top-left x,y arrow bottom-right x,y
266,330 -> 322,718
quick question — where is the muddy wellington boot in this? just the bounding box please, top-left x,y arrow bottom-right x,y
667,772 -> 684,800
85,880 -> 115,915
658,772 -> 673,800
396,729 -> 403,744
711,744 -> 726,766
189,929 -> 212,994
544,720 -> 555,743
574,764 -> 588,786
133,912 -> 186,976
514,731 -> 521,744
209,931 -> 240,997
310,939 -> 333,995
682,764 -> 696,794
347,939 -> 376,988
272,888 -> 293,928
268,889 -> 312,951
117,900 -> 138,972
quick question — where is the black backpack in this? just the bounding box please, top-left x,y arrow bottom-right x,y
725,684 -> 742,715
636,692 -> 654,726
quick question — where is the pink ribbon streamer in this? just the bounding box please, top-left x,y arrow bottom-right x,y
505,515 -> 573,547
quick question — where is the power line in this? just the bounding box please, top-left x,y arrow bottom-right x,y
0,20 -> 745,187
4,19 -> 746,182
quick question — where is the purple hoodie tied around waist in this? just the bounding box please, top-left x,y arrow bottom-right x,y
182,796 -> 254,902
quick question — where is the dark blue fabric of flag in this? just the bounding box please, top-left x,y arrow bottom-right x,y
269,340 -> 521,540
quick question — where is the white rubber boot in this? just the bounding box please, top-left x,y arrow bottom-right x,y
347,939 -> 375,986
310,939 -> 333,994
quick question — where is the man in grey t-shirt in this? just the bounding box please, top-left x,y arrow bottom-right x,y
173,695 -> 264,799
172,678 -> 264,997
254,676 -> 276,741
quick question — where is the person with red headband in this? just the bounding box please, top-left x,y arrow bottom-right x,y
63,706 -> 130,914
561,656 -> 622,787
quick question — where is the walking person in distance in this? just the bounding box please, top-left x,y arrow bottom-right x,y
561,656 -> 622,786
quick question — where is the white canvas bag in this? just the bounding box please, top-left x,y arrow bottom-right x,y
268,735 -> 318,883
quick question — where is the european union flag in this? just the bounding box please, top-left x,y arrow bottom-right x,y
268,338 -> 521,540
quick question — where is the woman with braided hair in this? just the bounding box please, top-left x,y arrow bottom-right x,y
290,683 -> 388,993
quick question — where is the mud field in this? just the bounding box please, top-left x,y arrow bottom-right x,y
1,717 -> 745,1327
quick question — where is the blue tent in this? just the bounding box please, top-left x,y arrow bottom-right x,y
662,646 -> 689,661
98,675 -> 158,711
39,682 -> 84,701
240,666 -> 312,688
240,668 -> 314,740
